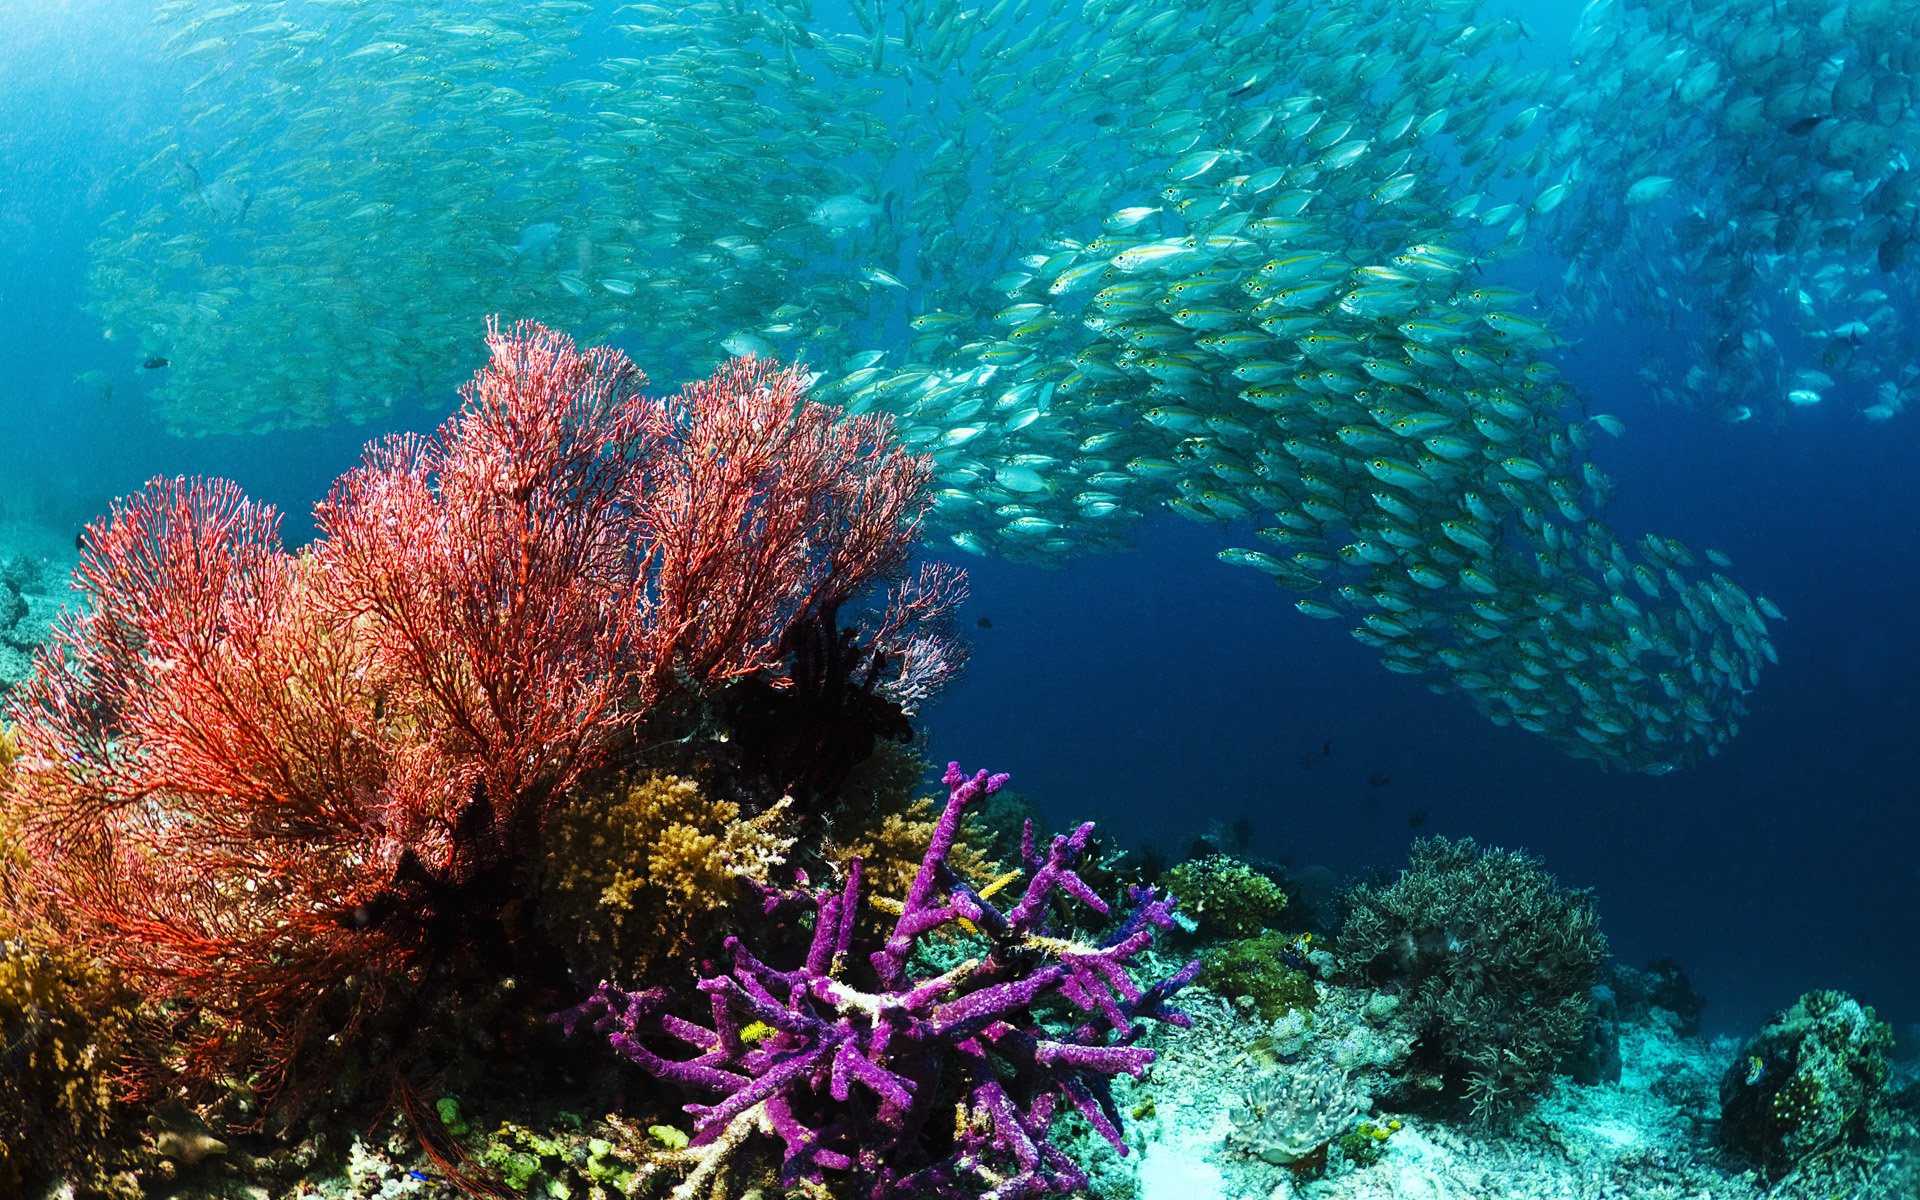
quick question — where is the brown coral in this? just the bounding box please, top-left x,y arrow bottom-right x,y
825,795 -> 998,908
1,938 -> 136,1194
538,773 -> 797,984
822,743 -> 998,911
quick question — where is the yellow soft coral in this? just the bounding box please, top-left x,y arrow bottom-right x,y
826,795 -> 998,908
822,746 -> 1001,936
0,724 -> 25,942
0,939 -> 135,1193
539,774 -> 796,984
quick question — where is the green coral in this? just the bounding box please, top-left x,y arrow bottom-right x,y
1201,933 -> 1319,1022
1338,837 -> 1605,1125
472,1116 -> 642,1198
1719,989 -> 1894,1179
1163,854 -> 1288,941
647,1125 -> 690,1151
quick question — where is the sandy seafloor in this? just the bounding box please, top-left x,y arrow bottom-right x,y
1120,1007 -> 1869,1200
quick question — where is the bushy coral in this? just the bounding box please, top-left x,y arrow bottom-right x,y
536,748 -> 1004,990
1200,933 -> 1319,1023
0,939 -> 135,1194
824,792 -> 1001,910
1719,988 -> 1894,1178
538,773 -> 798,984
1338,837 -> 1605,1124
558,763 -> 1200,1200
824,742 -> 1001,908
1162,854 -> 1289,941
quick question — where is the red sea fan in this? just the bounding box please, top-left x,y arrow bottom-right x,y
641,354 -> 934,689
0,319 -> 957,1107
6,478 -> 397,1099
312,321 -> 662,882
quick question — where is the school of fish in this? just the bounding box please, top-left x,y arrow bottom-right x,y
1537,0 -> 1920,425
86,0 -> 1816,771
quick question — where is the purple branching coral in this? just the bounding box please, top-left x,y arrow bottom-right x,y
556,762 -> 1201,1199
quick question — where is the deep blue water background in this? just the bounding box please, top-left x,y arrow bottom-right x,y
1,1 -> 1914,1044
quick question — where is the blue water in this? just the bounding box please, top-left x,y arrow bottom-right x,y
2,0 -> 1915,1047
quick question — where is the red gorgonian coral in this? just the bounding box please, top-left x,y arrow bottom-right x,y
0,319 -> 960,1106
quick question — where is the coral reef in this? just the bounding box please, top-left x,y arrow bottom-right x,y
0,320 -> 961,1115
1719,988 -> 1895,1179
1337,837 -> 1605,1124
1564,983 -> 1623,1086
1332,1118 -> 1403,1170
1086,976 -> 1905,1200
1163,854 -> 1290,941
0,553 -> 59,697
557,763 -> 1201,1199
463,1113 -> 644,1198
1608,956 -> 1707,1037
